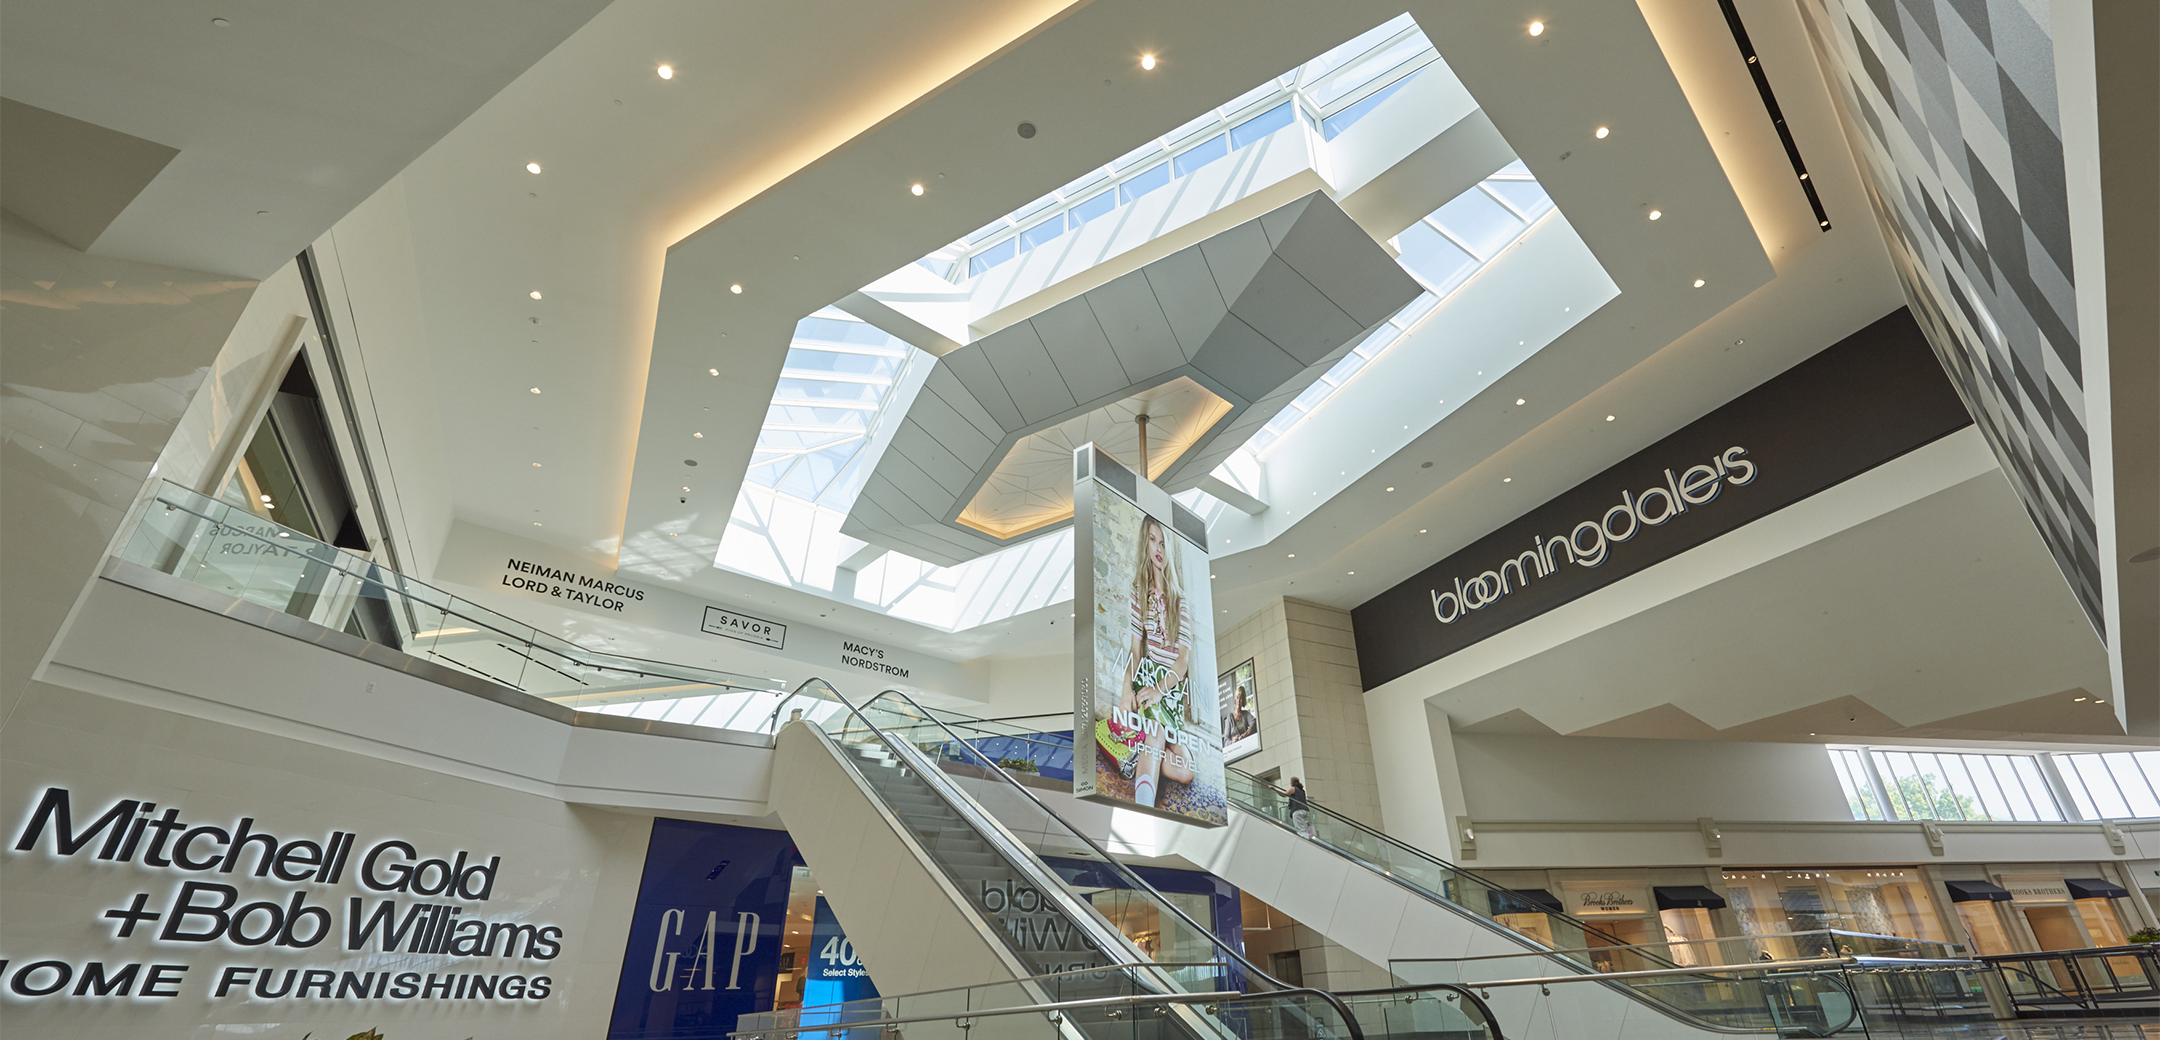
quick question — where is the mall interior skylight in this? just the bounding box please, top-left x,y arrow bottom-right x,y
916,13 -> 1440,282
742,310 -> 916,509
1243,162 -> 1555,454
717,14 -> 1579,636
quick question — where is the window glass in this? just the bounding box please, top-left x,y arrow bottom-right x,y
1020,216 -> 1069,252
968,238 -> 1017,277
1306,34 -> 1429,108
1118,162 -> 1172,204
1432,189 -> 1527,261
1395,222 -> 1478,295
1070,190 -> 1117,226
1173,135 -> 1230,177
1486,179 -> 1556,221
1230,102 -> 1295,150
1321,69 -> 1420,141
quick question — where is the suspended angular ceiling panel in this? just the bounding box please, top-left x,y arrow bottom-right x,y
841,191 -> 1419,567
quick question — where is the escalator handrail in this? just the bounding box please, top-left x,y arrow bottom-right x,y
787,680 -> 1143,986
1337,959 -> 1866,1037
844,688 -> 1305,1002
1226,766 -> 1671,964
730,987 -> 1382,1040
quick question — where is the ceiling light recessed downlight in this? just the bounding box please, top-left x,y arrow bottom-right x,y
1516,398 -> 1526,405
1693,278 -> 1706,287
529,387 -> 542,394
1529,20 -> 1546,35
909,183 -> 925,196
1419,529 -> 1427,534
1503,477 -> 1513,483
1595,126 -> 1610,139
729,284 -> 742,294
526,162 -> 543,174
1287,554 -> 1295,558
1386,487 -> 1395,492
657,64 -> 674,79
1648,209 -> 1662,220
529,290 -> 543,299
694,432 -> 704,438
532,462 -> 541,467
708,368 -> 719,375
260,494 -> 273,503
1606,415 -> 1616,421
1140,54 -> 1157,71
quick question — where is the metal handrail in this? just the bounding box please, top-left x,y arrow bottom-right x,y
842,688 -> 1293,997
1392,928 -> 1965,965
731,986 -> 1403,1040
134,481 -> 786,694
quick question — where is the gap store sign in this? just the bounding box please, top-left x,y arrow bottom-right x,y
1353,308 -> 1976,686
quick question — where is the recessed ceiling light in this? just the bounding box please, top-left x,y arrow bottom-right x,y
694,432 -> 704,438
1419,529 -> 1427,534
1347,571 -> 1355,576
1516,398 -> 1526,405
529,387 -> 542,394
1606,415 -> 1616,421
1694,278 -> 1706,287
526,162 -> 543,174
682,486 -> 691,492
1287,554 -> 1295,558
729,284 -> 742,294
532,462 -> 541,467
910,183 -> 924,196
212,17 -> 230,27
1503,477 -> 1512,483
530,290 -> 543,299
260,494 -> 273,503
1648,209 -> 1662,220
1386,487 -> 1395,492
2075,695 -> 2088,701
1529,21 -> 1545,36
1595,126 -> 1609,139
533,522 -> 542,526
709,368 -> 719,376
1140,54 -> 1158,71
657,64 -> 674,79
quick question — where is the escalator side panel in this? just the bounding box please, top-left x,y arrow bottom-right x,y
771,722 -> 1036,997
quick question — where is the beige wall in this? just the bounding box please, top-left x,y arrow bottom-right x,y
1218,597 -> 1383,827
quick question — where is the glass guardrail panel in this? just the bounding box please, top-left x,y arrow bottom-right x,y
1342,990 -> 1498,1040
815,696 -> 1257,996
122,481 -> 786,704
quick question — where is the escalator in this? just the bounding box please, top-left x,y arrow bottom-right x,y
887,707 -> 1988,1038
767,682 -> 1482,1040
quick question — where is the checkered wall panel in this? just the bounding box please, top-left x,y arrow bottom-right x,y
1796,0 -> 2102,634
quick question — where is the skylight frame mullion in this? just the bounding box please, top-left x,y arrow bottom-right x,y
1480,181 -> 1535,223
1424,216 -> 1491,265
788,341 -> 912,359
775,370 -> 897,386
1307,49 -> 1440,121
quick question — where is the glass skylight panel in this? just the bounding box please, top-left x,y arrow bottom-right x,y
1432,189 -> 1526,260
1071,190 -> 1116,225
1173,135 -> 1230,177
1395,223 -> 1480,295
968,238 -> 1017,277
745,312 -> 916,510
1322,69 -> 1422,141
1020,217 -> 1069,251
1230,102 -> 1296,149
1119,162 -> 1172,203
1306,33 -> 1430,109
1299,14 -> 1416,85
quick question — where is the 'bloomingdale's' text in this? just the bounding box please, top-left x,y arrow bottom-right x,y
1431,446 -> 1757,623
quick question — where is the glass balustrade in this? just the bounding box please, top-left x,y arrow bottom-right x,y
117,480 -> 785,708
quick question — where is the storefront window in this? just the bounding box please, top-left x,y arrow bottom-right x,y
1722,869 -> 1948,956
1951,898 -> 2018,956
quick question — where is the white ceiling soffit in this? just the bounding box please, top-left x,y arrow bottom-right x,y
0,0 -> 613,278
842,192 -> 1420,566
628,0 -> 1772,594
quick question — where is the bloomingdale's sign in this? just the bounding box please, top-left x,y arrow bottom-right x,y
0,788 -> 568,1004
1350,308 -> 1977,687
1430,446 -> 1757,624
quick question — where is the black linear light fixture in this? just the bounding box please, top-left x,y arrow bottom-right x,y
1715,0 -> 1832,231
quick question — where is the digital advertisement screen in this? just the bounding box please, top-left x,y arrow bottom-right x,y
1218,658 -> 1260,763
1073,446 -> 1224,827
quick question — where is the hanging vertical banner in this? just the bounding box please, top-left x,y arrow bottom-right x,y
607,820 -> 799,1039
1073,444 -> 1225,827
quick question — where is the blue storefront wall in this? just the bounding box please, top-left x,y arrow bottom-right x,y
608,820 -> 800,1039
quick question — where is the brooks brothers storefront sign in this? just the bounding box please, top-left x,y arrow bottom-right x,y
2,787 -> 567,1005
1352,308 -> 1975,687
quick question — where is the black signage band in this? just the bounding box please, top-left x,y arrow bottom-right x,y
1352,308 -> 1973,688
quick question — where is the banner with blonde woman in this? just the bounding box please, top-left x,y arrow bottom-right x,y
1072,444 -> 1224,827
